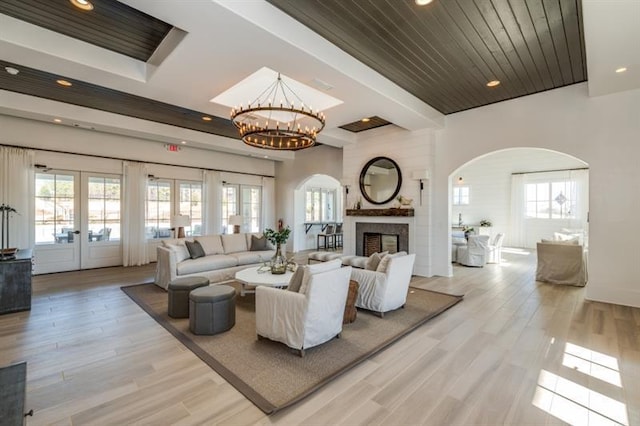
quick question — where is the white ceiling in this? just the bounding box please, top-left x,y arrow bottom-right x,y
0,0 -> 638,161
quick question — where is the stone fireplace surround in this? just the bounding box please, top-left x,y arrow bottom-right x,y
355,222 -> 409,256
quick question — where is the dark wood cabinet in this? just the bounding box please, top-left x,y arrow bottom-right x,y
0,249 -> 32,315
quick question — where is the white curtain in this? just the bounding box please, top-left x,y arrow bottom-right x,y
509,173 -> 525,248
122,161 -> 149,266
0,146 -> 34,249
203,170 -> 222,235
569,169 -> 589,247
261,176 -> 275,231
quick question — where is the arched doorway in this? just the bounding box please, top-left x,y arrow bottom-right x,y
292,174 -> 343,252
448,148 -> 589,269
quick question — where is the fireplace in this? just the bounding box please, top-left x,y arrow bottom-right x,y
363,233 -> 399,256
356,222 -> 408,256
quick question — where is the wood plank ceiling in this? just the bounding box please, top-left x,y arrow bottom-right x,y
267,0 -> 587,115
0,60 -> 239,140
0,0 -> 172,62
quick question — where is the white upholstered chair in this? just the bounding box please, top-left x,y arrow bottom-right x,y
536,241 -> 586,286
350,253 -> 416,317
487,233 -> 505,264
456,235 -> 490,267
255,261 -> 352,356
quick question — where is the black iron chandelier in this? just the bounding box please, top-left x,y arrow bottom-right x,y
230,73 -> 325,151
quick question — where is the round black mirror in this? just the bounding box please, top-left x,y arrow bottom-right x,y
359,157 -> 402,205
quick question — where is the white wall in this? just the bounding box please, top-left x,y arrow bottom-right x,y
275,144 -> 343,252
343,126 -> 435,276
453,148 -> 586,247
433,83 -> 640,308
0,115 -> 275,177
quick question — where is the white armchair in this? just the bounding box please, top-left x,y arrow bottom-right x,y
487,233 -> 505,264
350,253 -> 416,317
456,235 -> 490,267
255,264 -> 352,356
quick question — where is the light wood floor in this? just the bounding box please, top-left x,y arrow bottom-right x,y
1,250 -> 638,425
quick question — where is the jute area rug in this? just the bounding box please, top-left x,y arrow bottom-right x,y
121,282 -> 463,414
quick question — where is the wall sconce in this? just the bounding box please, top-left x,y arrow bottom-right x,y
411,169 -> 430,205
340,178 -> 352,194
457,176 -> 464,184
173,214 -> 190,238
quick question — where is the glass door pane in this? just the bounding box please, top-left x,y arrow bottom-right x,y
35,173 -> 76,245
87,176 -> 121,242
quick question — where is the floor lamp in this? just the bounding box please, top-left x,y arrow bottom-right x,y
173,215 -> 190,238
229,215 -> 243,234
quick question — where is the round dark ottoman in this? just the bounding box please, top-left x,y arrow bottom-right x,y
189,285 -> 236,335
167,276 -> 209,318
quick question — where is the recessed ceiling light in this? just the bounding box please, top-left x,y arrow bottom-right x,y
615,67 -> 627,73
486,80 -> 500,87
202,116 -> 212,121
56,79 -> 72,87
361,117 -> 371,122
53,118 -> 62,123
181,140 -> 187,144
263,155 -> 269,159
4,66 -> 19,76
69,0 -> 94,11
415,0 -> 434,5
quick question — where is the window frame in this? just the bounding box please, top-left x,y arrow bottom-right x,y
452,185 -> 470,206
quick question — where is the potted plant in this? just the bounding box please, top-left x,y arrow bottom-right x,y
263,226 -> 291,274
480,219 -> 492,227
462,225 -> 475,239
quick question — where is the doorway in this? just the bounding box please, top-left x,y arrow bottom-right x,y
34,170 -> 122,274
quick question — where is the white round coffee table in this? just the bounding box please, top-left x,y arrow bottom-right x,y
235,266 -> 294,296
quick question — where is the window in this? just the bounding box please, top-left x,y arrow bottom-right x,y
305,187 -> 336,222
87,176 -> 121,241
178,182 -> 202,236
526,181 -> 576,219
35,173 -> 75,244
222,184 -> 262,233
453,186 -> 470,205
146,180 -> 172,239
146,179 -> 203,239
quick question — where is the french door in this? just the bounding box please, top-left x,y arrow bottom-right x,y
34,170 -> 122,274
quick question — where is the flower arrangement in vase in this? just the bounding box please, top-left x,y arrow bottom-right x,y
263,226 -> 291,274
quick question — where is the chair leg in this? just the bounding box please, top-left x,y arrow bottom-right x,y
298,348 -> 305,358
257,334 -> 264,340
336,332 -> 341,339
376,311 -> 385,318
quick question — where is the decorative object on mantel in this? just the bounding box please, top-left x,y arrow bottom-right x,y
395,195 -> 413,208
263,226 -> 291,274
0,204 -> 18,261
480,219 -> 492,227
230,72 -> 326,151
346,208 -> 414,217
355,196 -> 362,210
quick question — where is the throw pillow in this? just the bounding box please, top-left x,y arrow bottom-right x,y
287,266 -> 304,292
165,243 -> 190,263
250,235 -> 268,251
364,251 -> 388,270
376,251 -> 406,273
185,240 -> 205,259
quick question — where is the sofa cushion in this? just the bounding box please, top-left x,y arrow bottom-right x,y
222,233 -> 248,253
231,250 -> 274,266
185,240 -> 206,259
196,235 -> 224,255
250,235 -> 268,251
176,255 -> 238,275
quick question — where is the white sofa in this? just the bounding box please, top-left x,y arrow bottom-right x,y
154,233 -> 275,290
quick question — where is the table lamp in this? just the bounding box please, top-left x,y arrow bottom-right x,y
229,215 -> 243,234
173,215 -> 190,238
